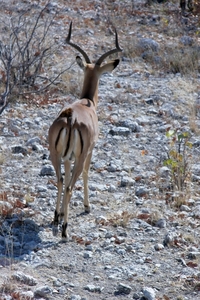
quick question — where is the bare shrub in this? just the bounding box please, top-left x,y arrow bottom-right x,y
107,211 -> 135,228
0,2 -> 72,114
167,46 -> 199,75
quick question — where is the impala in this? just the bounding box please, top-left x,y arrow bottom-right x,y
48,22 -> 122,239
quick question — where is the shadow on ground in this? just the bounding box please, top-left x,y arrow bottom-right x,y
0,217 -> 44,264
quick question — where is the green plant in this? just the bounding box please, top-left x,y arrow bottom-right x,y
164,129 -> 193,192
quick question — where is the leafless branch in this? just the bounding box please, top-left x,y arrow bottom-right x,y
19,61 -> 76,95
0,2 -> 65,115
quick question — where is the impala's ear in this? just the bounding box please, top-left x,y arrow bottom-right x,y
100,59 -> 120,74
112,59 -> 120,69
76,56 -> 85,70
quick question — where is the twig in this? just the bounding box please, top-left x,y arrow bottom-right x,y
18,60 -> 76,95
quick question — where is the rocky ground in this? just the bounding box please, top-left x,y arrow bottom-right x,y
0,0 -> 200,299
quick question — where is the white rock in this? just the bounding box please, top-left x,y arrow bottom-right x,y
142,287 -> 156,300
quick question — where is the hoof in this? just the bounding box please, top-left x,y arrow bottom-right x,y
54,210 -> 59,224
52,225 -> 59,236
84,206 -> 90,213
59,212 -> 64,221
61,223 -> 68,241
61,235 -> 69,242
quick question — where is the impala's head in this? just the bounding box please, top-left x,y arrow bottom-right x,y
65,22 -> 122,104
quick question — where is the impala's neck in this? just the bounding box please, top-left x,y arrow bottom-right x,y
80,67 -> 99,108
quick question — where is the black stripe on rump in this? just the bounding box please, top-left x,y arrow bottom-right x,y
57,108 -> 73,157
78,129 -> 84,154
64,127 -> 71,157
55,127 -> 64,149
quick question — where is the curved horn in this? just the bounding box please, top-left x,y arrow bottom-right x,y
95,28 -> 122,66
66,21 -> 91,64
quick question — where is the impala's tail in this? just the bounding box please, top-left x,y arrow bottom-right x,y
49,108 -> 73,158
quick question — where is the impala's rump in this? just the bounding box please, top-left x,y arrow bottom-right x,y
49,100 -> 98,161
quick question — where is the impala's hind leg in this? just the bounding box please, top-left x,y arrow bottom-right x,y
61,157 -> 84,240
51,156 -> 63,236
82,151 -> 93,213
60,160 -> 71,218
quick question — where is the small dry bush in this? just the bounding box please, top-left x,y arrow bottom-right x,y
59,70 -> 82,97
192,1 -> 200,15
0,153 -> 5,165
0,191 -> 26,217
107,211 -> 135,228
0,2 -> 73,114
123,39 -> 138,60
167,46 -> 200,75
125,39 -> 200,75
0,280 -> 16,298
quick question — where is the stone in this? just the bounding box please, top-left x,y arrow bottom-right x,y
154,243 -> 164,251
120,176 -> 135,187
70,296 -> 82,300
135,187 -> 149,197
40,165 -> 55,176
117,120 -> 140,132
142,287 -> 156,300
83,252 -> 93,258
32,144 -> 44,152
180,204 -> 191,212
155,218 -> 166,228
115,282 -> 132,295
26,136 -> 41,146
12,272 -> 37,286
34,286 -> 52,297
180,36 -> 193,46
11,145 -> 27,155
109,126 -> 130,136
84,284 -> 102,293
138,38 -> 159,52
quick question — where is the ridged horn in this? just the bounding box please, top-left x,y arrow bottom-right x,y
66,21 -> 91,64
95,28 -> 122,66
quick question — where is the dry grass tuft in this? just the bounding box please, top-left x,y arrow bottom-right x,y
59,70 -> 82,97
107,211 -> 135,228
167,46 -> 199,75
0,153 -> 5,165
0,279 -> 17,297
